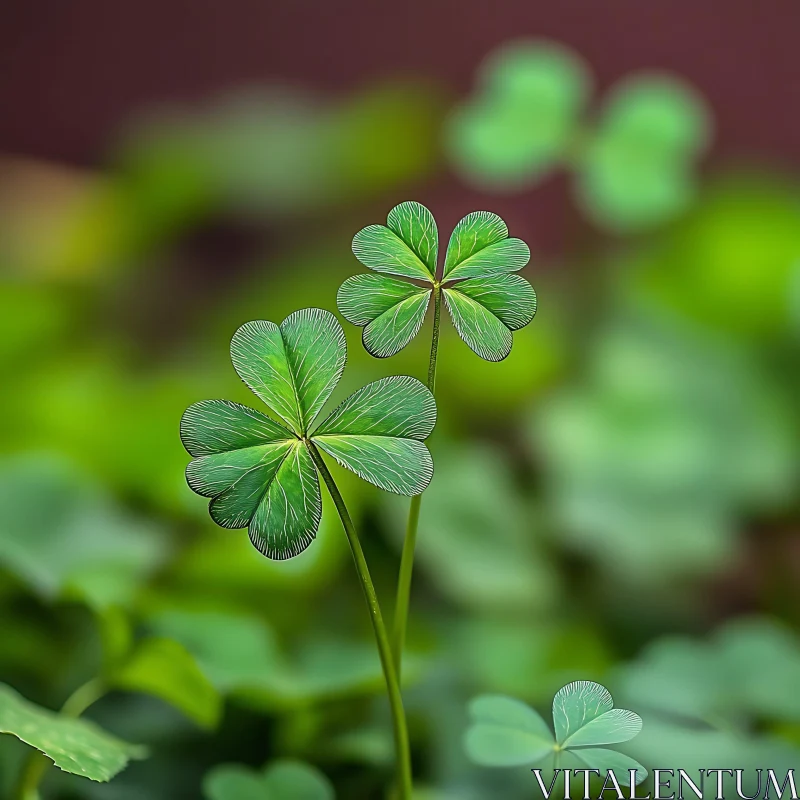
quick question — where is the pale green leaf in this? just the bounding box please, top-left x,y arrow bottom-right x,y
247,442 -> 322,560
598,75 -> 710,157
0,682 -> 146,782
447,40 -> 590,187
337,274 -> 431,358
562,708 -> 643,748
111,637 -> 222,729
204,759 -> 335,800
352,201 -> 437,281
204,766 -> 266,800
0,454 -> 164,610
452,273 -> 537,330
149,610 -> 282,693
553,681 -> 611,744
578,75 -> 710,231
385,444 -> 556,610
262,760 -> 335,799
443,286 -> 512,362
464,695 -> 555,767
571,747 -> 648,786
442,211 -> 529,281
312,376 -> 436,495
553,681 -> 640,748
230,309 -> 346,434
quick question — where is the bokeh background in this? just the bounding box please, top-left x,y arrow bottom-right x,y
1,2 -> 800,798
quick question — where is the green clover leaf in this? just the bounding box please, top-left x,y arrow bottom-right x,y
338,201 -> 536,361
204,759 -> 334,800
446,39 -> 711,231
446,40 -> 590,188
181,308 -> 436,560
465,681 -> 647,786
577,75 -> 710,231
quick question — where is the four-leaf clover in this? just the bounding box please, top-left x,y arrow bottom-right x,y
446,39 -> 711,231
465,681 -> 647,785
181,308 -> 436,559
337,201 -> 537,362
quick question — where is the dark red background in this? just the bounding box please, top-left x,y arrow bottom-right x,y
2,0 -> 799,167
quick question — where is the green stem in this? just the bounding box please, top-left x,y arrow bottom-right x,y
15,678 -> 107,800
391,284 -> 441,678
307,442 -> 413,800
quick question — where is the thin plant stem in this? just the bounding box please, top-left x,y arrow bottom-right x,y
306,441 -> 413,800
16,678 -> 107,800
391,283 -> 441,678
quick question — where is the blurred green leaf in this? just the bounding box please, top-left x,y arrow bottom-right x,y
534,316 -> 796,582
465,682 -> 646,784
111,638 -> 222,729
616,617 -> 800,727
203,759 -> 334,800
446,40 -> 711,231
0,683 -> 146,782
385,444 -> 557,612
148,610 -> 282,693
0,453 -> 165,609
465,695 -> 555,766
145,609 -> 406,710
446,40 -> 590,187
577,75 -> 710,231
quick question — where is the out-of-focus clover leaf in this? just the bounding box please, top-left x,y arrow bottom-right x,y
613,619 -> 800,797
338,201 -> 536,361
576,75 -> 709,231
145,609 -> 414,710
465,682 -> 646,785
383,444 -> 556,611
616,617 -> 800,728
447,39 -> 711,231
110,637 -> 222,730
0,453 -> 165,609
182,308 -> 436,559
147,610 -> 282,694
621,716 -> 800,800
533,316 -> 795,582
203,759 -> 334,800
446,40 -> 590,188
0,683 -> 146,783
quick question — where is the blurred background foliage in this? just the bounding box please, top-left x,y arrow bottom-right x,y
1,15 -> 799,800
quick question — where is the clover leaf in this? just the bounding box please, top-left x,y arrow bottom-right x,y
181,308 -> 436,560
203,759 -> 334,800
465,681 -> 647,786
446,39 -> 710,231
0,683 -> 146,783
446,40 -> 590,188
576,75 -> 710,231
338,201 -> 536,361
